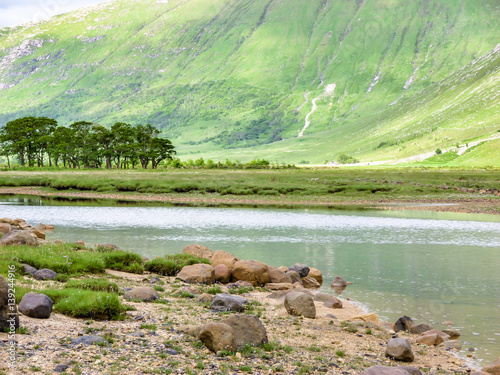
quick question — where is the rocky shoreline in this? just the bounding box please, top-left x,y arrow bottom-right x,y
1,186 -> 500,215
1,220 -> 499,374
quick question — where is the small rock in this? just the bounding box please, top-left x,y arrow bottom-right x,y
438,340 -> 462,350
385,338 -> 414,362
268,268 -> 293,284
301,276 -> 321,289
284,291 -> 316,319
71,335 -> 105,346
421,329 -> 450,341
409,322 -> 433,334
196,293 -> 214,303
395,316 -> 414,332
54,364 -> 69,373
33,268 -> 58,280
442,328 -> 461,338
123,287 -> 159,302
211,293 -> 247,312
176,325 -> 203,338
214,264 -> 231,284
324,297 -> 343,309
21,264 -> 37,276
265,282 -> 294,290
307,267 -> 323,286
331,275 -> 347,288
416,333 -> 444,346
0,223 -> 11,234
351,313 -> 379,323
165,348 -> 179,355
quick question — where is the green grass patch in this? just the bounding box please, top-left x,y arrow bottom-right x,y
144,253 -> 210,276
64,278 -> 119,293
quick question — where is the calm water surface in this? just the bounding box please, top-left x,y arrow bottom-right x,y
1,196 -> 499,366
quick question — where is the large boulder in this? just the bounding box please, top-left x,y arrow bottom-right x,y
210,293 -> 247,312
220,314 -> 268,348
421,329 -> 450,341
18,292 -> 53,319
482,358 -> 500,375
361,366 -> 422,375
288,264 -> 310,277
231,260 -> 269,286
214,264 -> 231,284
199,323 -> 237,353
0,275 -> 19,331
33,268 -> 58,280
211,250 -> 239,269
284,291 -> 316,319
182,244 -> 214,260
307,267 -> 323,286
268,268 -> 293,284
385,338 -> 414,362
176,264 -> 215,284
0,230 -> 38,246
123,287 -> 159,302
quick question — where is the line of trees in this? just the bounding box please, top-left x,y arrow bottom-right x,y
0,117 -> 175,169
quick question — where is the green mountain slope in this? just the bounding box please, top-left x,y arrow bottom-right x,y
0,0 -> 498,165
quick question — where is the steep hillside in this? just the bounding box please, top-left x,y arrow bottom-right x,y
0,0 -> 498,164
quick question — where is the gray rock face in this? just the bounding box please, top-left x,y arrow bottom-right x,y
210,293 -> 247,312
199,323 -> 237,353
0,230 -> 38,246
361,365 -> 422,375
33,268 -> 58,280
385,338 -> 415,362
285,270 -> 302,284
0,275 -> 19,331
220,314 -> 268,348
284,291 -> 316,319
71,335 -> 105,346
288,263 -> 310,277
22,264 -> 37,276
123,287 -> 159,302
395,315 -> 414,332
18,292 -> 53,319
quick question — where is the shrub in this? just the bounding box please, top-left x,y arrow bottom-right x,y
144,253 -> 210,276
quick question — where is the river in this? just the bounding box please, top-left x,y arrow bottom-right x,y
1,195 -> 499,366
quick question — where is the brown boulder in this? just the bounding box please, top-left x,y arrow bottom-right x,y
18,221 -> 30,230
211,250 -> 239,269
0,223 -> 11,234
12,219 -> 25,225
421,329 -> 450,341
199,323 -> 237,353
1,218 -> 14,225
30,229 -> 46,240
265,283 -> 294,291
351,313 -> 379,323
324,297 -> 343,309
37,223 -> 54,231
214,264 -> 231,284
331,275 -> 347,288
416,333 -> 444,346
176,264 -> 215,284
123,287 -> 159,302
277,266 -> 288,273
0,230 -> 38,246
268,268 -> 293,284
182,244 -> 214,260
409,322 -> 433,334
301,276 -> 321,289
482,358 -> 500,375
220,314 -> 268,348
308,267 -> 323,285
231,260 -> 269,286
284,291 -> 316,319
442,328 -> 461,338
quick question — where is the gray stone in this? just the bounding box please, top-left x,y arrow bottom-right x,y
284,291 -> 316,319
210,293 -> 247,312
21,264 -> 37,276
331,275 -> 347,288
123,287 -> 159,302
288,263 -> 310,277
54,364 -> 69,373
0,230 -> 38,246
285,270 -> 302,284
18,292 -> 53,319
33,268 -> 58,280
385,338 -> 414,362
438,340 -> 462,350
395,316 -> 414,332
71,335 -> 105,346
220,314 -> 268,348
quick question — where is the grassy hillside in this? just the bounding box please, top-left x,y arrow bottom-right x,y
0,0 -> 498,165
